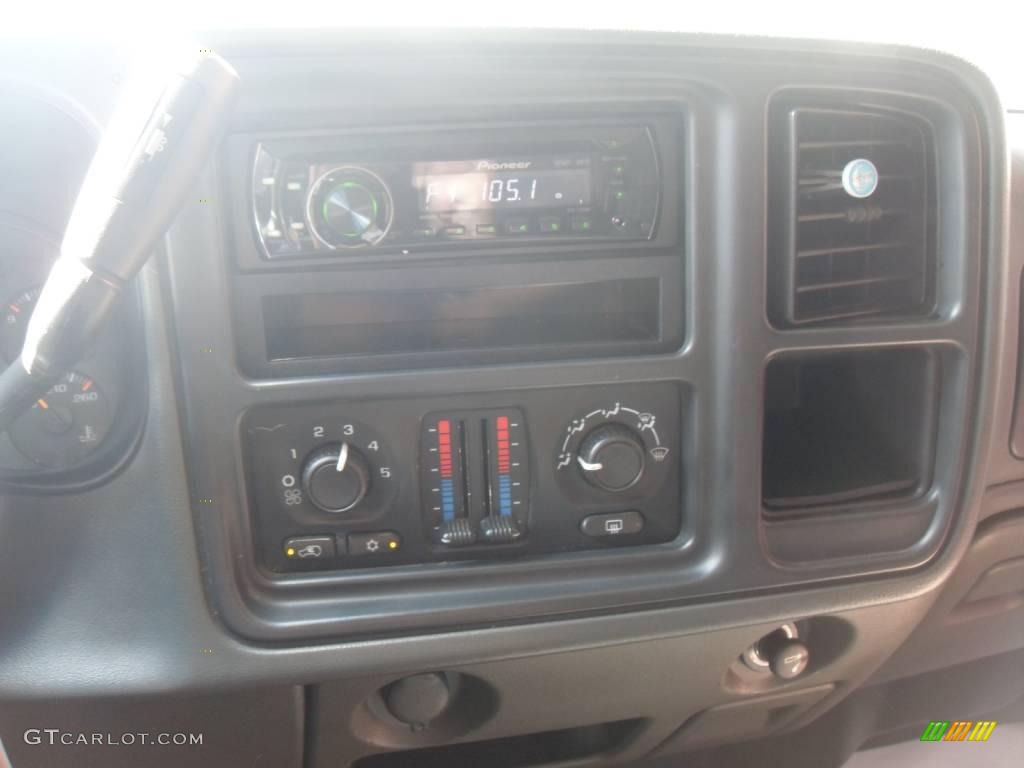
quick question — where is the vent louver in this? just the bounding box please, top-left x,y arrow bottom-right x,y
771,105 -> 933,325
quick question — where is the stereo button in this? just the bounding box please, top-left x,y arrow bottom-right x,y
570,215 -> 593,232
539,217 -> 562,233
580,511 -> 645,538
349,531 -> 402,555
505,218 -> 530,234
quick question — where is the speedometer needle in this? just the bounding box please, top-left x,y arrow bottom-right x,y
36,398 -> 49,410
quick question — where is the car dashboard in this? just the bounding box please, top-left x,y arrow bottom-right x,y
0,28 -> 1021,768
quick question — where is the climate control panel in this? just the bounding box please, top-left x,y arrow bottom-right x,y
244,384 -> 683,572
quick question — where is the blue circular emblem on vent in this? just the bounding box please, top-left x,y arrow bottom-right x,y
841,158 -> 879,199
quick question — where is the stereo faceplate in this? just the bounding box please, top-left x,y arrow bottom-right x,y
244,384 -> 683,573
247,119 -> 668,259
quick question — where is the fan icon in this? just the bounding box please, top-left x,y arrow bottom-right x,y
365,539 -> 380,552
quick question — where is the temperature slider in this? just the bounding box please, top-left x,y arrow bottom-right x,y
437,418 -> 460,521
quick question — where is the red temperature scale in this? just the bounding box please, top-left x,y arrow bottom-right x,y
494,415 -> 514,517
436,418 -> 459,521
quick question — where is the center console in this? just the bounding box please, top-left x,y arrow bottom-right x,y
247,383 -> 682,572
226,114 -> 688,573
158,37 -> 991,647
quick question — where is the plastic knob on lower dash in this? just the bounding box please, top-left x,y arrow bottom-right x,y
383,673 -> 452,726
768,640 -> 810,680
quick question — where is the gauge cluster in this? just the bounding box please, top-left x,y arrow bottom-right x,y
0,217 -> 146,489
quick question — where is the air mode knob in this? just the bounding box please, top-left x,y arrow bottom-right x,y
577,424 -> 646,492
302,443 -> 371,513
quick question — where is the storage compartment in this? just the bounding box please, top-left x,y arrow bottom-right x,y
762,348 -> 938,512
654,685 -> 836,754
262,278 -> 661,362
350,720 -> 644,768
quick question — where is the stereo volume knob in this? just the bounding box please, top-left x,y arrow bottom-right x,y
302,443 -> 371,513
307,166 -> 393,248
577,424 -> 646,492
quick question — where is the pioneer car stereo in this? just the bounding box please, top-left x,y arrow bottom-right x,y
243,118 -> 672,258
225,112 -> 684,376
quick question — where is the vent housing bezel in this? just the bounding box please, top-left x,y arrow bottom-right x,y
768,96 -> 938,327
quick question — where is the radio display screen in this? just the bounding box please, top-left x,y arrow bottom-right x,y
413,158 -> 592,213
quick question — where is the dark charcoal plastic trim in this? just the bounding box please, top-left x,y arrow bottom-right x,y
161,30 -> 1004,643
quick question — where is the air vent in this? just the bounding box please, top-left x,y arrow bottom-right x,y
770,104 -> 934,325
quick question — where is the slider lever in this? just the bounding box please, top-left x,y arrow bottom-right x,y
479,515 -> 522,544
438,518 -> 476,546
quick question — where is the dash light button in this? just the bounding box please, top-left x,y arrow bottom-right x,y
349,531 -> 402,556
